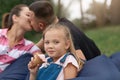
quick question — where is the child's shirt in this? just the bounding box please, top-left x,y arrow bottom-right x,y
39,53 -> 79,80
0,29 -> 41,72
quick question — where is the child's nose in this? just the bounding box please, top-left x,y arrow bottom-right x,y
48,43 -> 54,48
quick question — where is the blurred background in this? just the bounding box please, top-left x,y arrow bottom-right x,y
0,0 -> 120,56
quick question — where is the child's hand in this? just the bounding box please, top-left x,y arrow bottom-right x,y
28,57 -> 40,75
28,53 -> 46,75
29,53 -> 45,68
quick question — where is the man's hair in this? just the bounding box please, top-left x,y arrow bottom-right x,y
29,1 -> 55,25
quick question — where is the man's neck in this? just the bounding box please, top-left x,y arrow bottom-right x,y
53,16 -> 59,24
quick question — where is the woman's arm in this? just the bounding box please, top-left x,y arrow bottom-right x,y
76,49 -> 86,60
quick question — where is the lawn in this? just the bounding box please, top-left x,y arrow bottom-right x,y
85,25 -> 120,56
28,25 -> 120,56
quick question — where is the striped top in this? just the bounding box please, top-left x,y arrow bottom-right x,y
0,29 -> 41,72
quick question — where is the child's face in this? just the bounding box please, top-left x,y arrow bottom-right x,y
44,29 -> 70,61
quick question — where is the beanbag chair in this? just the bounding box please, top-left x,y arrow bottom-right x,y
0,53 -> 33,80
71,55 -> 120,80
110,52 -> 120,71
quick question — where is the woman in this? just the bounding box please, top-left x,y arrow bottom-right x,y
0,4 -> 41,79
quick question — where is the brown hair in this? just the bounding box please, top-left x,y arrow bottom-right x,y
7,4 -> 28,30
2,13 -> 9,28
29,1 -> 56,26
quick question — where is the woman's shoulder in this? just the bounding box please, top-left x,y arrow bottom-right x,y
24,39 -> 35,45
24,39 -> 40,50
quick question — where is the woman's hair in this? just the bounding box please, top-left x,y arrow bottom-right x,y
43,23 -> 76,54
2,13 -> 9,28
29,1 -> 56,26
6,4 -> 27,30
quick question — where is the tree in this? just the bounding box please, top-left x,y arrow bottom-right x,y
85,0 -> 109,27
53,0 -> 71,18
80,0 -> 84,22
57,0 -> 61,17
93,0 -> 104,26
110,0 -> 120,24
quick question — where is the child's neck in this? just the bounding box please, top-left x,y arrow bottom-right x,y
52,54 -> 66,62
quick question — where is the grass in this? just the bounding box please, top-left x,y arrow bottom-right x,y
27,25 -> 120,56
85,25 -> 120,56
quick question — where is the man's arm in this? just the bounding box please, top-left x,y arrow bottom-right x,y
36,38 -> 45,53
76,49 -> 86,60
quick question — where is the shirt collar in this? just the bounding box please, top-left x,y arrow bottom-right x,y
1,29 -> 8,38
1,29 -> 25,45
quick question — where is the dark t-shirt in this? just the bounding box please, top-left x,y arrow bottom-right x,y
59,18 -> 101,60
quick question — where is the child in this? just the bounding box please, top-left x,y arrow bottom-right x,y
28,23 -> 84,80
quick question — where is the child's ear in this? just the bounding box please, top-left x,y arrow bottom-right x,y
65,40 -> 70,50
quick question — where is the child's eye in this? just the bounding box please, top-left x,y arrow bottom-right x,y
44,41 -> 49,44
54,41 -> 59,44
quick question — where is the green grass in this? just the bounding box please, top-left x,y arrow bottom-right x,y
27,25 -> 120,56
85,25 -> 120,56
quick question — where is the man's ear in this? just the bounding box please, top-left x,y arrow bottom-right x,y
38,22 -> 44,30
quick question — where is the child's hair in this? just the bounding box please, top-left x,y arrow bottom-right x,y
42,23 -> 76,54
43,23 -> 84,69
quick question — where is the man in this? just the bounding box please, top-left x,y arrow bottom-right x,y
0,1 -> 101,80
29,1 -> 101,60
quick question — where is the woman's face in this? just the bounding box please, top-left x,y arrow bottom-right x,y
14,7 -> 33,31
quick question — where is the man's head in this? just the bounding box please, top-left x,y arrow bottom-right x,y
29,1 -> 56,32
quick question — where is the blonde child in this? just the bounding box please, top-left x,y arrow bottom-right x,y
28,23 -> 84,80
